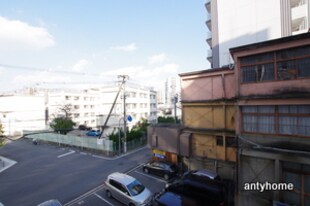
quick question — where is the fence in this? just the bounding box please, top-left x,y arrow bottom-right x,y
23,130 -> 147,156
24,131 -> 115,156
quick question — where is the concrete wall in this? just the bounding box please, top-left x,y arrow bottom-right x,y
216,0 -> 282,67
180,69 -> 235,101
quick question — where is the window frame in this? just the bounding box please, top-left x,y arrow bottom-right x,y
240,46 -> 310,83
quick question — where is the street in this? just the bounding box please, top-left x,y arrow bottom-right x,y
0,138 -> 157,206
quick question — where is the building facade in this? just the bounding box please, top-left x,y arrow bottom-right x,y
0,95 -> 46,136
99,84 -> 157,130
47,89 -> 100,128
230,32 -> 310,206
206,0 -> 310,68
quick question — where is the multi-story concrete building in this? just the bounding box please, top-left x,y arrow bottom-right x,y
0,95 -> 46,136
230,32 -> 310,206
206,0 -> 310,68
157,77 -> 181,119
99,84 -> 157,130
47,89 -> 100,128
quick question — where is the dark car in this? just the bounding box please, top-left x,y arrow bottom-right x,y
153,190 -> 205,206
164,169 -> 226,205
78,125 -> 91,130
182,169 -> 221,181
143,161 -> 178,180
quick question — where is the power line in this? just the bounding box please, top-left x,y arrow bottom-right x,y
0,63 -> 103,76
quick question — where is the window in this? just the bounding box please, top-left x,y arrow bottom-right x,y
281,162 -> 310,206
226,136 -> 236,147
242,64 -> 274,82
216,136 -> 223,146
109,179 -> 128,194
242,105 -> 310,136
278,105 -> 310,136
240,46 -> 310,83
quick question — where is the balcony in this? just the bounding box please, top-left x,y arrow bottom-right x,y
205,0 -> 211,13
206,32 -> 212,47
207,49 -> 213,63
291,3 -> 308,20
292,16 -> 308,34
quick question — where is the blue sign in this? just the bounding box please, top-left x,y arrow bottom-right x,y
127,115 -> 132,122
154,153 -> 165,159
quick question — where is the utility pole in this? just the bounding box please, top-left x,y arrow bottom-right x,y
174,94 -> 178,123
118,75 -> 129,153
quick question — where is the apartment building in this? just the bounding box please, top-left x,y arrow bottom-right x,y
0,95 -> 46,136
206,0 -> 310,68
230,32 -> 310,206
47,89 -> 100,127
99,84 -> 157,130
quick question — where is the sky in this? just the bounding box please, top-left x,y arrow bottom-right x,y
0,0 -> 209,93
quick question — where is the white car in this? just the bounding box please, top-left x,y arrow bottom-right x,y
105,172 -> 152,206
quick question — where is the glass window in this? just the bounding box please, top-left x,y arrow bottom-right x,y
242,105 -> 310,136
242,64 -> 274,82
127,180 -> 145,196
226,136 -> 236,147
240,46 -> 310,83
216,136 -> 223,146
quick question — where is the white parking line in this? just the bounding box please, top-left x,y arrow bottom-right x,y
134,170 -> 167,183
94,193 -> 114,206
64,184 -> 106,206
57,150 -> 76,158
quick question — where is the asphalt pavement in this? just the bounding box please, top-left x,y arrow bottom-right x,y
0,138 -> 153,206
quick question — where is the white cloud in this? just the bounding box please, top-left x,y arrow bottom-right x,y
148,53 -> 167,64
100,66 -> 144,78
0,16 -> 55,50
111,43 -> 137,52
100,63 -> 179,89
72,59 -> 90,72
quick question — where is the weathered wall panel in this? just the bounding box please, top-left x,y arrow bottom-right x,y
183,104 -> 235,130
180,69 -> 235,102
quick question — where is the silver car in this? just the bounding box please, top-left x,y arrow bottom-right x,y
105,172 -> 152,206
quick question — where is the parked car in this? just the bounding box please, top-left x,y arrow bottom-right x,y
182,169 -> 221,181
37,199 -> 62,206
163,169 -> 226,206
78,125 -> 91,130
142,161 -> 178,180
153,190 -> 205,206
105,172 -> 152,206
86,130 -> 101,137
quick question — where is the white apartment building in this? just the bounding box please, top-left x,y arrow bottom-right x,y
47,89 -> 100,128
99,84 -> 157,131
0,95 -> 46,136
157,77 -> 181,119
206,0 -> 310,68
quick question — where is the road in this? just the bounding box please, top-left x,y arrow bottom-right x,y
0,138 -> 154,206
66,165 -> 168,206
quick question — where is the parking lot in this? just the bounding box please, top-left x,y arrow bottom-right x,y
0,139 -> 153,206
66,165 -> 168,206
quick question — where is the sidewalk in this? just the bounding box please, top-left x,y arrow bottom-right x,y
0,156 -> 17,173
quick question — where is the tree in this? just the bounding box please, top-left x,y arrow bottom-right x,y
0,123 -> 3,136
0,123 -> 4,146
157,116 -> 180,124
50,117 -> 76,135
57,104 -> 73,119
